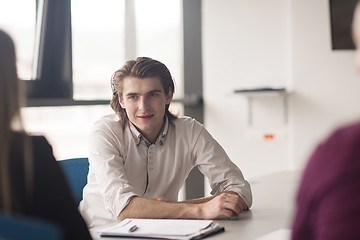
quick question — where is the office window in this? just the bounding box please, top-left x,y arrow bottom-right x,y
0,0 -> 36,80
135,0 -> 184,99
22,0 -> 185,159
71,0 -> 184,101
71,0 -> 125,100
22,105 -> 113,160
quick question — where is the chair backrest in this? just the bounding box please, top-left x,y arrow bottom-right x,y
0,212 -> 62,240
58,158 -> 89,204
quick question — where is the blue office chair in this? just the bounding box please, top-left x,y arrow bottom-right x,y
0,212 -> 62,240
58,157 -> 89,204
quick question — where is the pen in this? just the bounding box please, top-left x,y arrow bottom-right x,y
129,225 -> 139,232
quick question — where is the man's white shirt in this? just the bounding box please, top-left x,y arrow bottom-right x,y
79,114 -> 252,228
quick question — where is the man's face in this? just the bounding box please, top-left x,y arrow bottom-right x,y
119,76 -> 172,142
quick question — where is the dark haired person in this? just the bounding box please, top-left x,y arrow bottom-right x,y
291,2 -> 360,239
80,57 -> 252,228
0,30 -> 92,239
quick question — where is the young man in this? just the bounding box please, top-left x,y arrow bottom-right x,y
79,57 -> 252,228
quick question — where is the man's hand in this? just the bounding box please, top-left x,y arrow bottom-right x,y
198,192 -> 247,219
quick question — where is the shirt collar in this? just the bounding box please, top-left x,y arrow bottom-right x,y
129,116 -> 169,146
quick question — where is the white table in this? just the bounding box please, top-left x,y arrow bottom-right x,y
209,171 -> 299,239
91,171 -> 300,240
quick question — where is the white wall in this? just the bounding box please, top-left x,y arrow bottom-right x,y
290,0 -> 360,168
202,0 -> 360,180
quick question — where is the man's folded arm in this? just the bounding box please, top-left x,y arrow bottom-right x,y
117,191 -> 247,220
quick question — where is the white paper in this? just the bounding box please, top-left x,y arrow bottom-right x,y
99,218 -> 218,239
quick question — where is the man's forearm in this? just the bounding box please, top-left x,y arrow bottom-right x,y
180,195 -> 216,204
180,191 -> 242,205
118,192 -> 247,221
118,196 -> 201,220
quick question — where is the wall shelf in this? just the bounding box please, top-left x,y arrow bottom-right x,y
234,87 -> 288,96
234,87 -> 291,126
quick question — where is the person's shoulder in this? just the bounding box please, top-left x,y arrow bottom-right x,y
27,134 -> 54,155
29,133 -> 49,143
170,116 -> 205,138
172,116 -> 203,127
12,131 -> 49,146
314,120 -> 360,169
94,113 -> 121,124
11,132 -> 55,163
337,120 -> 360,135
301,121 -> 360,197
327,120 -> 360,144
93,113 -> 123,131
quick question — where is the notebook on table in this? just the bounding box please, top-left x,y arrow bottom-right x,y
98,218 -> 225,240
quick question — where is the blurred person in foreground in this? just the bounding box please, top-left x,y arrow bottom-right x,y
0,29 -> 92,239
79,57 -> 252,228
291,2 -> 360,239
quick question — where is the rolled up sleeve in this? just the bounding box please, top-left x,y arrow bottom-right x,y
193,126 -> 253,208
88,127 -> 138,218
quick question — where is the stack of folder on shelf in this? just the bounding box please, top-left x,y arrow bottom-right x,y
98,218 -> 224,240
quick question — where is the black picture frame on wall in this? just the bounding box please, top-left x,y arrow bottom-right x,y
329,0 -> 358,50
